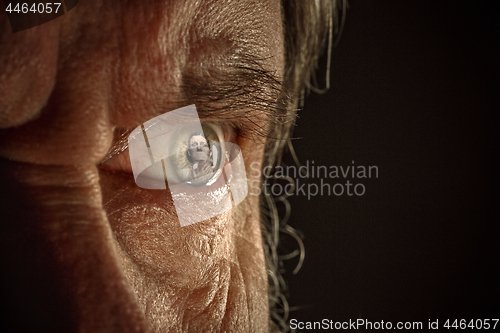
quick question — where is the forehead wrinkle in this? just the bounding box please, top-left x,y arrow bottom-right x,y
188,0 -> 283,56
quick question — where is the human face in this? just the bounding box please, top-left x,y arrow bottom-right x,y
189,135 -> 210,163
0,0 -> 285,332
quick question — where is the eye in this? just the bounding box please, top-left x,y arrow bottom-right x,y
100,116 -> 248,227
99,122 -> 234,189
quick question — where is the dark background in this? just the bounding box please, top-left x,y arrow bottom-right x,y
281,0 -> 499,328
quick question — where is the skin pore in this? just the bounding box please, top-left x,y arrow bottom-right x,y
0,0 -> 285,332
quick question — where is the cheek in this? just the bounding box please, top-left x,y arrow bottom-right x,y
99,168 -> 267,331
99,169 -> 236,274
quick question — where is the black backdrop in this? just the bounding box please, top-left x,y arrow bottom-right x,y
280,0 -> 499,328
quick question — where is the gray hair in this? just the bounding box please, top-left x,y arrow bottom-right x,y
263,1 -> 347,331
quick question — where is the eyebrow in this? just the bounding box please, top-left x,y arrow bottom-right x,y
100,53 -> 294,165
173,53 -> 294,138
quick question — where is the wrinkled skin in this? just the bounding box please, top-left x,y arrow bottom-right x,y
0,1 -> 284,332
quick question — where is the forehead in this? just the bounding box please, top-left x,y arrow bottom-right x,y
190,135 -> 207,142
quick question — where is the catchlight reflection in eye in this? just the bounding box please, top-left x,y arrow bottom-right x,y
128,104 -> 248,227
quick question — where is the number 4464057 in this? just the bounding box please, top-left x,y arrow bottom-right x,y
444,319 -> 499,330
5,3 -> 62,14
